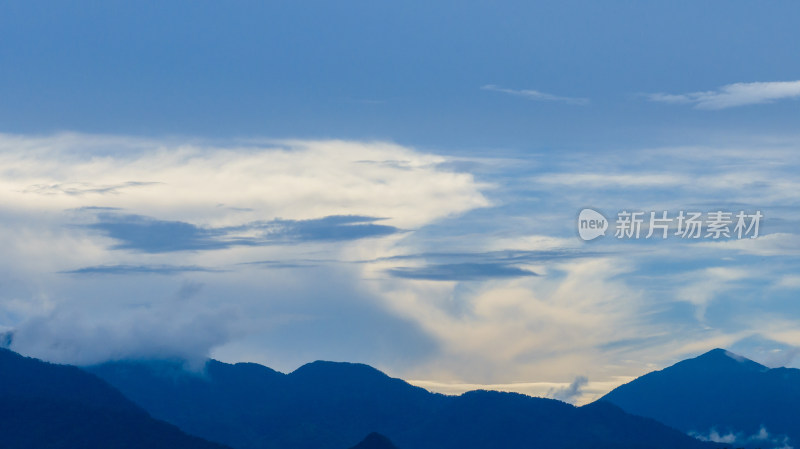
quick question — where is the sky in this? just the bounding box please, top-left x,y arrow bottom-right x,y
1,1 -> 799,405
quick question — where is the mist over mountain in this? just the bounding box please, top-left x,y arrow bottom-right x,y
602,348 -> 800,449
88,356 -> 720,449
0,348 -> 230,449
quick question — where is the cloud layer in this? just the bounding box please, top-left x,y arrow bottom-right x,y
1,132 -> 800,403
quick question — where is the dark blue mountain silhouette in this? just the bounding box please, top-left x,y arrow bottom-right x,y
0,348 -> 229,449
348,433 -> 400,449
601,348 -> 800,449
89,359 -> 439,449
88,357 -> 721,449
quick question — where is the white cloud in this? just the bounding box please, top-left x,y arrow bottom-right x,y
0,132 -> 490,365
0,133 -> 489,228
482,84 -> 589,105
648,80 -> 800,109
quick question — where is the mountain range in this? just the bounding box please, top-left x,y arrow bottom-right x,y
3,345 -> 793,449
87,357 -> 719,449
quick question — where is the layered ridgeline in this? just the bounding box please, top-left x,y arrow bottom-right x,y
87,358 -> 719,449
0,348 -> 230,449
602,348 -> 800,449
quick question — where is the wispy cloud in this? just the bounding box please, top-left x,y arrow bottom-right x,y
63,264 -> 221,275
481,84 -> 589,105
21,181 -> 160,196
647,80 -> 800,109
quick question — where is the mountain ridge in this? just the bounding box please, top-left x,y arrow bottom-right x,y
87,353 -> 721,449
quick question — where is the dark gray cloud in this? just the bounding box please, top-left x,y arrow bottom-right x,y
62,265 -> 221,275
84,212 -> 400,253
387,262 -> 538,281
86,213 -> 232,252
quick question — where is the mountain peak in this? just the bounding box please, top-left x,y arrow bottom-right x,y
348,433 -> 400,449
290,360 -> 389,380
704,347 -> 743,359
601,348 -> 800,449
689,348 -> 768,372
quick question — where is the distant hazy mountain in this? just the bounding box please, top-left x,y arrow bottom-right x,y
349,433 -> 400,449
88,358 -> 719,449
602,348 -> 800,449
0,348 -> 229,449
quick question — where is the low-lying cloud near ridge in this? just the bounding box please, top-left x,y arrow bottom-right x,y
548,375 -> 589,403
692,426 -> 793,449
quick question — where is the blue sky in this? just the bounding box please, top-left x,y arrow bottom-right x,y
4,1 -> 800,148
1,1 -> 800,404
